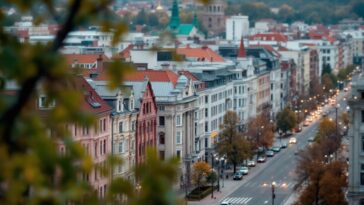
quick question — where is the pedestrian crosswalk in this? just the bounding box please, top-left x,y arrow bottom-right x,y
222,197 -> 252,204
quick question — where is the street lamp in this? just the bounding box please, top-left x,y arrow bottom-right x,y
215,156 -> 220,192
210,153 -> 215,198
271,181 -> 276,205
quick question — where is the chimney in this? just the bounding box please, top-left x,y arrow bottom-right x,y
96,55 -> 103,73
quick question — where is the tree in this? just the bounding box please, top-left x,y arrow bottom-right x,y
216,111 -> 252,173
191,161 -> 211,191
276,107 -> 297,134
341,112 -> 349,127
322,74 -> 335,94
322,63 -> 332,76
295,141 -> 347,205
246,113 -> 274,151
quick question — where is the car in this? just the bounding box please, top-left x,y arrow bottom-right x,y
303,120 -> 309,126
289,137 -> 297,144
257,156 -> 266,163
233,172 -> 243,180
266,150 -> 274,157
239,166 -> 249,175
221,200 -> 232,205
308,136 -> 315,142
271,146 -> 281,152
281,142 -> 288,148
344,87 -> 348,92
247,160 -> 256,167
294,127 -> 302,133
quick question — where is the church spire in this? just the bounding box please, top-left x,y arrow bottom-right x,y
169,0 -> 180,30
238,37 -> 246,58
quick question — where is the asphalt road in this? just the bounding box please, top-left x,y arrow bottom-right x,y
219,90 -> 349,205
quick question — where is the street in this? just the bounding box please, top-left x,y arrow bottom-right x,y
220,121 -> 319,205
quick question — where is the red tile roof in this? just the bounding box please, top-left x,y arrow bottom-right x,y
249,33 -> 288,42
176,46 -> 224,62
74,76 -> 112,114
63,54 -> 109,65
119,44 -> 134,59
123,70 -> 178,86
178,70 -> 199,81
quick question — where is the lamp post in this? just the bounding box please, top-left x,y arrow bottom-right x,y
215,156 -> 220,192
221,158 -> 225,188
211,153 -> 214,199
271,181 -> 276,205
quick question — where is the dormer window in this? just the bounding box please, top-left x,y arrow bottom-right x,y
117,97 -> 123,113
38,95 -> 55,109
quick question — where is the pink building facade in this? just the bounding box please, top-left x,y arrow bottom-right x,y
135,81 -> 157,164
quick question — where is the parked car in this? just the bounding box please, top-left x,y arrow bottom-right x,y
308,136 -> 315,142
247,160 -> 256,167
239,166 -> 249,175
221,201 -> 232,205
257,156 -> 266,163
289,137 -> 297,144
303,120 -> 309,126
271,146 -> 281,152
294,127 -> 302,133
281,142 -> 288,148
233,172 -> 243,180
266,150 -> 274,157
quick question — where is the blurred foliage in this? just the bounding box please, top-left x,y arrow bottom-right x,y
0,0 -> 185,205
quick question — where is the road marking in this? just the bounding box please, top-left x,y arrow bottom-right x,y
223,197 -> 253,204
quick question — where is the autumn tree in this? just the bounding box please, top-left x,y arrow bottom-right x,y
0,0 -> 212,204
316,117 -> 341,157
341,112 -> 349,127
276,107 -> 297,134
216,111 -> 251,173
295,143 -> 347,205
191,161 -> 211,191
246,113 -> 274,151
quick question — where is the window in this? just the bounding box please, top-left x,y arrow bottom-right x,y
118,122 -> 123,133
130,99 -> 134,110
205,121 -> 208,132
103,139 -> 106,154
117,99 -> 123,112
103,119 -> 106,131
132,120 -> 136,131
159,133 -> 165,145
205,96 -> 208,103
361,164 -> 364,185
159,151 -> 165,160
362,110 -> 364,122
38,95 -> 55,109
176,131 -> 182,144
176,115 -> 182,126
205,108 -> 208,117
159,116 -> 165,126
82,126 -> 89,135
119,142 -> 124,153
158,105 -> 165,111
176,150 -> 181,159
362,135 -> 364,152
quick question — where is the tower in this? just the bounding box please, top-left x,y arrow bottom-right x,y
169,0 -> 180,30
199,0 -> 226,37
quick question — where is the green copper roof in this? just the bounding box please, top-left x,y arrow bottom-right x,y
169,0 -> 180,30
177,24 -> 194,35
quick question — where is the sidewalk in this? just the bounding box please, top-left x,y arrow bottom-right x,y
187,169 -> 243,205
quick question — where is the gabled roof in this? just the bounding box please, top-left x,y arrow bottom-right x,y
176,46 -> 224,62
63,54 -> 109,65
178,70 -> 199,81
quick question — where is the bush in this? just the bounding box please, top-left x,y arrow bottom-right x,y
186,186 -> 213,200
